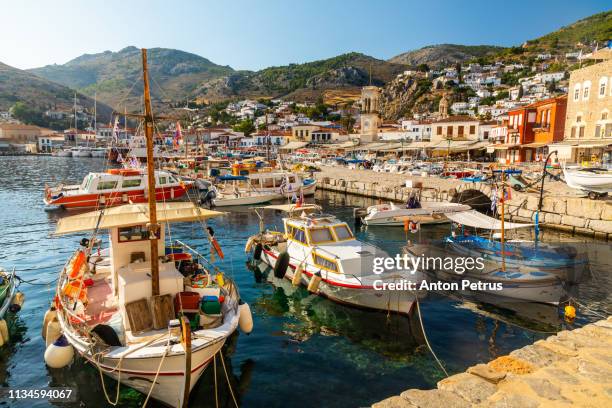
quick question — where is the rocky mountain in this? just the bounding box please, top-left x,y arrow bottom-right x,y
29,46 -> 234,110
194,52 -> 408,102
388,44 -> 505,68
0,61 -> 112,124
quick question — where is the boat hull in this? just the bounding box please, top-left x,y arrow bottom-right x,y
259,247 -> 416,314
44,185 -> 192,209
214,193 -> 280,207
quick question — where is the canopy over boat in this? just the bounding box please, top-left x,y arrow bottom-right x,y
446,209 -> 532,230
54,202 -> 224,235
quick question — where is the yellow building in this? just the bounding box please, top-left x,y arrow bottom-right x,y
561,49 -> 612,164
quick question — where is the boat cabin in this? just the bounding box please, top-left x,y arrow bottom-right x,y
77,169 -> 182,194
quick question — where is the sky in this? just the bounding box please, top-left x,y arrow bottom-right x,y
2,0 -> 610,71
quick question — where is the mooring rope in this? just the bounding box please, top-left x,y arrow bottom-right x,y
415,298 -> 449,378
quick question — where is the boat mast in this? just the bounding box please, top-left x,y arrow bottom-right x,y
500,170 -> 506,272
74,93 -> 78,146
142,48 -> 161,296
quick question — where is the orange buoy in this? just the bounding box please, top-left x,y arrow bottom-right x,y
403,219 -> 410,232
62,280 -> 87,303
211,237 -> 224,260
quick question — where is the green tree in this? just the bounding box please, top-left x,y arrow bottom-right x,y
233,119 -> 256,136
417,63 -> 430,72
548,79 -> 557,93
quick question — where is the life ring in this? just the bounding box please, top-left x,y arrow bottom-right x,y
409,221 -> 419,233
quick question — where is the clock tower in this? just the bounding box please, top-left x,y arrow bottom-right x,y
360,86 -> 381,142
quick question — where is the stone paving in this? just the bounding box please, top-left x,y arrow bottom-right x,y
372,316 -> 612,408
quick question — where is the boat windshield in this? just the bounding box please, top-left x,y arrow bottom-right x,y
309,227 -> 334,244
333,225 -> 353,240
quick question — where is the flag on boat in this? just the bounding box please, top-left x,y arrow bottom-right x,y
504,186 -> 512,201
491,187 -> 498,212
173,121 -> 182,149
295,189 -> 304,208
112,117 -> 120,144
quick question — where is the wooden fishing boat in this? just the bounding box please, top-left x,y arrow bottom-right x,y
246,204 -> 422,314
42,49 -> 250,408
44,169 -> 193,210
0,267 -> 25,346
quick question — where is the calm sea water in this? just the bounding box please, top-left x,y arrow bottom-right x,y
0,156 -> 610,407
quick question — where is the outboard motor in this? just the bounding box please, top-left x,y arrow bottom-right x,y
199,188 -> 217,209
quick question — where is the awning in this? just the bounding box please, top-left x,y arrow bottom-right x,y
576,141 -> 612,148
279,141 -> 309,150
54,202 -> 224,235
446,210 -> 533,230
433,140 -> 478,152
522,142 -> 548,148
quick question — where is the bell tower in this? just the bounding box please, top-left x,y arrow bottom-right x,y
360,86 -> 381,142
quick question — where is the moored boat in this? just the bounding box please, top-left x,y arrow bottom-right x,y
361,201 -> 471,226
563,165 -> 612,198
0,267 -> 25,346
246,204 -> 422,314
44,168 -> 193,210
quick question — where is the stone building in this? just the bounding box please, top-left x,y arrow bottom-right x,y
359,86 -> 381,142
561,48 -> 612,163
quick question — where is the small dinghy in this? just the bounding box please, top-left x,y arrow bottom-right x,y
0,267 -> 25,346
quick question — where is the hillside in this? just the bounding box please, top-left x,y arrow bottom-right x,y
193,52 -> 408,102
523,10 -> 612,52
0,61 -> 112,126
389,44 -> 505,68
29,46 -> 234,110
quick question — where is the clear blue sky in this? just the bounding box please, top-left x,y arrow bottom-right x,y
2,0 -> 610,71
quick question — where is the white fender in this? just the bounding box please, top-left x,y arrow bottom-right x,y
307,273 -> 322,293
245,237 -> 255,253
238,302 -> 253,334
42,308 -> 57,340
292,264 -> 303,287
12,292 -> 25,307
0,319 -> 8,345
44,335 -> 74,368
45,319 -> 62,347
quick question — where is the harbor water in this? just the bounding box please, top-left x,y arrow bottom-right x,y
0,156 -> 610,407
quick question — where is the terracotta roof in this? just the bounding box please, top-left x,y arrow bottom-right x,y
432,115 -> 479,124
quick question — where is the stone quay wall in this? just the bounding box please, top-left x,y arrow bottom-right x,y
372,316 -> 612,408
313,167 -> 612,240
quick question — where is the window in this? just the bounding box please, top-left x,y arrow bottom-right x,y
447,126 -> 453,136
583,87 -> 590,99
577,115 -> 582,123
469,125 -> 476,135
313,253 -> 338,272
483,131 -> 489,139
458,126 -> 464,135
436,126 -> 442,135
309,227 -> 334,244
288,226 -> 306,244
333,225 -> 353,240
118,225 -> 159,242
599,78 -> 608,97
571,127 -> 576,138
97,180 -> 118,190
583,81 -> 591,100
158,176 -> 168,185
546,110 -> 551,126
603,112 -> 609,120
595,125 -> 602,138
518,114 -> 523,126
579,127 -> 585,138
573,85 -> 581,101
605,124 -> 612,138
122,178 -> 142,188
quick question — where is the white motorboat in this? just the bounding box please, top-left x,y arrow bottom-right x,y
361,201 -> 472,226
90,147 -> 108,158
563,165 -> 612,196
212,186 -> 280,207
217,171 -> 317,198
246,204 -> 423,314
55,149 -> 73,157
72,147 -> 92,157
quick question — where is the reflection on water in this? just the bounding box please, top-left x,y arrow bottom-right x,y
0,156 -> 610,408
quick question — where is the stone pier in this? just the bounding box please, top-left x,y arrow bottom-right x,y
372,316 -> 612,407
313,166 -> 612,239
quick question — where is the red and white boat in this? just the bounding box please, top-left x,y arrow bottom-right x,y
44,168 -> 193,210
